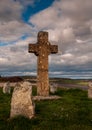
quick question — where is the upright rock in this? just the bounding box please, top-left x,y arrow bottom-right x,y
50,83 -> 58,94
88,82 -> 92,98
10,81 -> 35,119
3,81 -> 11,94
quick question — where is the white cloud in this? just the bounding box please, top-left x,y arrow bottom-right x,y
0,0 -> 36,43
29,0 -> 92,67
30,6 -> 59,29
0,0 -> 92,78
61,27 -> 75,43
0,20 -> 36,43
0,38 -> 37,72
0,57 -> 8,64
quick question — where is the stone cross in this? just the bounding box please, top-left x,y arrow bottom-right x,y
28,31 -> 58,96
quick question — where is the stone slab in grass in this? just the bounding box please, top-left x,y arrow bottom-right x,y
33,95 -> 61,101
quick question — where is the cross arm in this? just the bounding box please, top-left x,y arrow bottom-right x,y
50,45 -> 58,54
28,44 -> 39,56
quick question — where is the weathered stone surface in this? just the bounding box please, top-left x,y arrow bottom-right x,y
33,95 -> 61,101
0,82 -> 19,88
29,31 -> 58,96
10,81 -> 35,119
50,83 -> 58,94
3,81 -> 11,94
88,82 -> 92,98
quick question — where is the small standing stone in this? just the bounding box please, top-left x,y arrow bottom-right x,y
10,81 -> 35,119
3,81 -> 11,94
88,82 -> 92,98
50,83 -> 58,94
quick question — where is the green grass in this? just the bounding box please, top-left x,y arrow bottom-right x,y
0,87 -> 92,130
50,78 -> 89,86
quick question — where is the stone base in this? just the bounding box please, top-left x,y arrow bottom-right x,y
33,95 -> 61,101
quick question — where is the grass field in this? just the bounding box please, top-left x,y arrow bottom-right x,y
0,86 -> 92,130
49,78 -> 89,85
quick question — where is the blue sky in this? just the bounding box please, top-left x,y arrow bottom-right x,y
22,0 -> 55,22
0,0 -> 92,79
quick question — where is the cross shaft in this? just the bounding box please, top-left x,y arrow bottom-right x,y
28,31 -> 58,96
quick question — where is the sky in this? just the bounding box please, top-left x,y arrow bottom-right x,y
0,0 -> 92,79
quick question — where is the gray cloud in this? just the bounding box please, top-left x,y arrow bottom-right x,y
16,0 -> 36,6
29,0 -> 92,65
0,0 -> 92,78
60,0 -> 92,21
0,38 -> 37,75
0,0 -> 37,43
0,0 -> 22,22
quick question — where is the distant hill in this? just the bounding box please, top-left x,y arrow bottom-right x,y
0,76 -> 23,82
